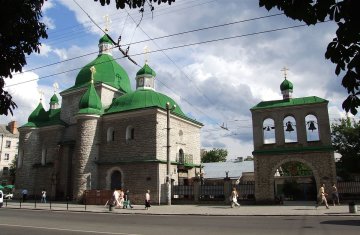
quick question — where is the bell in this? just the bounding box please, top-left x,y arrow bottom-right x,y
308,121 -> 317,131
263,126 -> 274,131
285,121 -> 294,132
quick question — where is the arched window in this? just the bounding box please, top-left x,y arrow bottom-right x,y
263,118 -> 275,144
18,150 -> 23,168
283,116 -> 298,143
178,149 -> 184,163
305,114 -> 320,141
126,125 -> 135,141
107,127 -> 115,142
41,148 -> 47,166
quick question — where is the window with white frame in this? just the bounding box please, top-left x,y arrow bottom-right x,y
5,140 -> 11,148
4,153 -> 10,161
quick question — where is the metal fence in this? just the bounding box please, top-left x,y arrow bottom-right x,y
338,181 -> 360,194
200,185 -> 224,199
234,183 -> 255,200
172,185 -> 193,199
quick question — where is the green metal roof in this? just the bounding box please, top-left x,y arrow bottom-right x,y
23,108 -> 66,128
280,79 -> 293,91
66,54 -> 132,93
105,89 -> 202,125
28,102 -> 48,123
251,96 -> 328,110
253,145 -> 334,155
136,63 -> 156,77
99,34 -> 112,44
50,94 -> 59,105
78,82 -> 102,115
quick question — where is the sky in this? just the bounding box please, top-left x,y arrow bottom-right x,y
1,0 -> 358,160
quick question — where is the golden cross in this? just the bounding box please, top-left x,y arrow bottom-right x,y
38,89 -> 44,101
143,46 -> 150,64
281,67 -> 289,79
53,82 -> 59,93
103,14 -> 111,32
90,66 -> 96,83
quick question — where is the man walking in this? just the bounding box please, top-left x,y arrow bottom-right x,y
316,184 -> 329,209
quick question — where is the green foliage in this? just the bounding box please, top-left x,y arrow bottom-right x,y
259,0 -> 360,115
281,161 -> 313,176
331,118 -> 360,179
9,155 -> 17,184
0,0 -> 48,115
94,0 -> 175,9
201,148 -> 228,163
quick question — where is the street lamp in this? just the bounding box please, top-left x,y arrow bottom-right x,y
166,102 -> 176,206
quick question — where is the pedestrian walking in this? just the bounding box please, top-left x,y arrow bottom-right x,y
21,189 -> 28,202
316,184 -> 329,209
230,187 -> 240,208
331,184 -> 340,206
145,189 -> 151,210
123,189 -> 134,209
41,189 -> 47,203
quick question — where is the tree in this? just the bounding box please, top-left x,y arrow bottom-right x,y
259,0 -> 360,115
9,155 -> 18,184
0,0 -> 48,116
201,148 -> 228,163
331,118 -> 360,180
95,0 -> 175,9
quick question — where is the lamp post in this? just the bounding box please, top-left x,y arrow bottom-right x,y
166,102 -> 176,205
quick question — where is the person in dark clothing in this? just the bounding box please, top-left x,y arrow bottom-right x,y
123,189 -> 133,209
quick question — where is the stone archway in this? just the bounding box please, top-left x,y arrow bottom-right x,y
105,167 -> 123,190
254,152 -> 336,202
271,158 -> 318,201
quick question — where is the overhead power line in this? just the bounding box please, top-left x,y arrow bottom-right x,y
6,22 -> 319,88
16,13 -> 284,76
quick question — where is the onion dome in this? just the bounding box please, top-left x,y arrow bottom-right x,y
28,102 -> 48,123
136,63 -> 156,78
105,89 -> 185,117
72,34 -> 132,94
280,79 -> 293,92
78,81 -> 102,115
50,94 -> 59,105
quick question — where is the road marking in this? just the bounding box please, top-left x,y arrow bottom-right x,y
0,224 -> 141,235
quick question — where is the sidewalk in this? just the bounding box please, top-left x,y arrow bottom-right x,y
2,201 -> 359,216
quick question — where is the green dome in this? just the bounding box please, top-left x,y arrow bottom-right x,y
50,94 -> 59,105
105,89 -> 185,116
28,102 -> 48,122
280,79 -> 293,91
78,82 -> 102,115
136,63 -> 156,77
74,54 -> 132,93
99,34 -> 112,44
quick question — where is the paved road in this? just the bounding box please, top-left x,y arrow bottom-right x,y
0,209 -> 359,235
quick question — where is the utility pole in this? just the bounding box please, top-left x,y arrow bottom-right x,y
166,102 -> 176,206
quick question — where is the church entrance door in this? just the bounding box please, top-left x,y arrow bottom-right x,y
110,170 -> 122,190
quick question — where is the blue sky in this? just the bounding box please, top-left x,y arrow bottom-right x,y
1,0 -> 358,160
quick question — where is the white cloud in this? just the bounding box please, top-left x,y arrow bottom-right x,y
38,43 -> 53,57
22,0 -> 349,160
42,16 -> 56,30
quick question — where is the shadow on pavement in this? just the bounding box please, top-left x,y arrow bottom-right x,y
321,220 -> 360,226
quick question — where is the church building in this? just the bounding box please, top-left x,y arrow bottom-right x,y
15,34 -> 203,204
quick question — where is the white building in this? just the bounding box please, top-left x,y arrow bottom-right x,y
0,121 -> 19,184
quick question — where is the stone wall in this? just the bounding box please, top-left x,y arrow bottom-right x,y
254,152 -> 336,201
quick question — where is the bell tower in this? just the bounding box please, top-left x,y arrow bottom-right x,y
250,69 -> 336,203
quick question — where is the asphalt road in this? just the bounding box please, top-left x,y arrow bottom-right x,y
0,209 -> 359,235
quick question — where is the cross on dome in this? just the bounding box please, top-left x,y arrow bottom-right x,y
53,82 -> 59,93
90,66 -> 96,83
103,14 -> 111,32
143,46 -> 150,64
281,66 -> 289,79
38,89 -> 44,101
